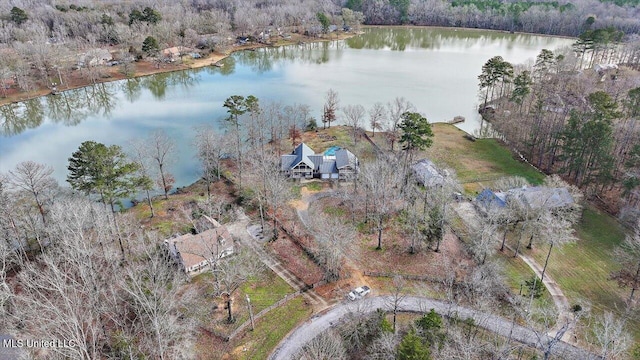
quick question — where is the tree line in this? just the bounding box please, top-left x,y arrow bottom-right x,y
477,34 -> 640,225
2,0 -> 640,102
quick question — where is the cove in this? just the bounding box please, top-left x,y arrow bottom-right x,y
0,27 -> 575,188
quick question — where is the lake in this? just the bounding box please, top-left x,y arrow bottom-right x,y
0,27 -> 575,188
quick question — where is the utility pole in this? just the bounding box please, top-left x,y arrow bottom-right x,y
246,294 -> 255,331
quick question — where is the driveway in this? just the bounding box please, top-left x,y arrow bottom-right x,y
452,201 -> 575,342
269,295 -> 597,360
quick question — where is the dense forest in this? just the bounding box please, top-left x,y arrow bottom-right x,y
477,35 -> 640,224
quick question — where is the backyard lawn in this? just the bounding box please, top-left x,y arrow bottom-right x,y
426,124 -> 637,342
424,123 -> 545,193
234,296 -> 312,359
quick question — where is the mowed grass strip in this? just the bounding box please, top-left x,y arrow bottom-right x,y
425,124 -> 544,192
527,206 -> 627,311
235,296 -> 312,359
240,270 -> 295,314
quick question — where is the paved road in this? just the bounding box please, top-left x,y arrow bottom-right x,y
269,295 -> 598,360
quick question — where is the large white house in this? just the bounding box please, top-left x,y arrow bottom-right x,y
280,143 -> 359,180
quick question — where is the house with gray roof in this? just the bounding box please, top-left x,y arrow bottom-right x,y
475,186 -> 574,214
510,186 -> 574,210
411,159 -> 446,187
281,143 -> 358,180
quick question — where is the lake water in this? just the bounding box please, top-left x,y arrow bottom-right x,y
0,27 -> 574,188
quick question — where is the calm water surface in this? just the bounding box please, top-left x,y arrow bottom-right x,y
0,27 -> 574,187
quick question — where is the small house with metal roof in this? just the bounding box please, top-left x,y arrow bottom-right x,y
411,159 -> 447,187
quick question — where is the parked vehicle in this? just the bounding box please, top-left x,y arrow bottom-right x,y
347,286 -> 371,301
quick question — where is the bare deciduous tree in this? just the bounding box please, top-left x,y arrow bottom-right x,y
389,275 -> 406,332
386,97 -> 415,151
213,249 -> 264,323
368,101 -> 387,138
7,161 -> 57,224
194,125 -> 230,199
342,103 -> 365,144
146,129 -> 176,200
468,220 -> 497,265
610,219 -> 640,305
310,210 -> 356,282
360,156 -> 403,250
121,235 -> 193,360
129,138 -> 156,217
367,331 -> 399,360
297,330 -> 347,360
322,88 -> 339,129
590,311 -> 631,360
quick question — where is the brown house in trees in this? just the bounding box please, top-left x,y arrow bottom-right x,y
164,216 -> 233,275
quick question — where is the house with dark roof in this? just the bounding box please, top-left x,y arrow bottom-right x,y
476,188 -> 507,213
281,143 -> 358,180
164,216 -> 233,275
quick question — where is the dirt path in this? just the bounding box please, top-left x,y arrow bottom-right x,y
452,202 -> 576,343
227,209 -> 328,309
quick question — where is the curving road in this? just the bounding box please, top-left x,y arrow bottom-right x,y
269,295 -> 598,360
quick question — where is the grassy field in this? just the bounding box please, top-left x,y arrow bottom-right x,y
240,271 -> 295,314
426,124 -> 637,343
527,206 -> 627,310
233,296 -> 312,359
424,124 -> 545,193
524,206 -> 640,340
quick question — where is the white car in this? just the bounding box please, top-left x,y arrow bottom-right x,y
347,286 -> 371,301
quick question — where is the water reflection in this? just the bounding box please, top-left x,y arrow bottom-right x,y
234,41 -> 346,72
121,78 -> 143,103
1,27 -> 574,188
345,27 -> 556,52
0,99 -> 44,136
1,28 -> 567,137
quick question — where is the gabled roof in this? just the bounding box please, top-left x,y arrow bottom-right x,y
319,160 -> 338,174
289,143 -> 316,169
476,189 -> 507,208
412,159 -> 445,187
281,155 -> 297,171
308,155 -> 324,170
335,149 -> 357,169
511,186 -> 573,210
168,226 -> 232,270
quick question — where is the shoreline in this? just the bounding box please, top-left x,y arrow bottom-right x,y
0,25 -> 577,107
0,32 -> 357,107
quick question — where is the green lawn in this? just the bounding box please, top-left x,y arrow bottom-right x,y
425,124 -> 545,193
499,254 -> 554,309
429,125 -> 636,341
468,139 -> 545,185
523,206 -> 640,342
527,206 -> 627,312
190,269 -> 296,338
240,271 -> 295,314
234,296 -> 312,359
